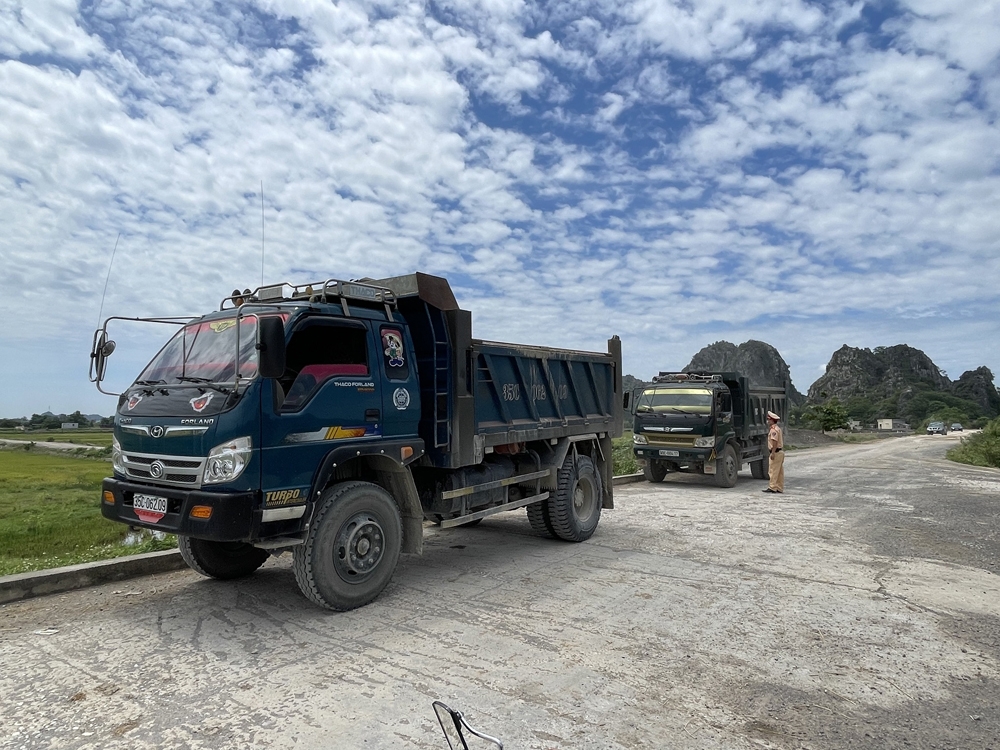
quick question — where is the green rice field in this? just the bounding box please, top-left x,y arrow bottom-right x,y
0,449 -> 175,576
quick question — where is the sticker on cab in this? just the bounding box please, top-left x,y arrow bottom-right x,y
190,393 -> 214,412
393,387 -> 410,410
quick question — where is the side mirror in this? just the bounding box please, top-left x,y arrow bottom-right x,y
90,331 -> 116,383
622,392 -> 631,411
257,317 -> 286,379
630,386 -> 644,415
432,702 -> 503,750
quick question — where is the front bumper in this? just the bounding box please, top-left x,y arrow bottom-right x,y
633,445 -> 713,464
101,477 -> 260,541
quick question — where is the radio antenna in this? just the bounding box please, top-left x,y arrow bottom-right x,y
97,233 -> 120,326
260,180 -> 265,286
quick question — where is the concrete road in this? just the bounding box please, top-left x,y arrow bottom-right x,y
1,434 -> 998,749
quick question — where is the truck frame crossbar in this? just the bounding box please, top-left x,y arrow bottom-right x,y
221,278 -> 397,318
440,468 -> 552,500
438,491 -> 551,528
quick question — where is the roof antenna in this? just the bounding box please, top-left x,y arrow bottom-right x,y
97,233 -> 120,326
260,180 -> 265,287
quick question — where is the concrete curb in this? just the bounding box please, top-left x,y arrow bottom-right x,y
0,475 -> 648,606
0,550 -> 186,606
612,472 -> 645,486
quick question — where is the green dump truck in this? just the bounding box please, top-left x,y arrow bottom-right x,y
628,372 -> 787,487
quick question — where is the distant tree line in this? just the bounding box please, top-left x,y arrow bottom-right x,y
0,412 -> 113,429
792,382 -> 995,432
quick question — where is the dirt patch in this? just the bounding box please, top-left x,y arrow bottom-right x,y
786,428 -> 841,449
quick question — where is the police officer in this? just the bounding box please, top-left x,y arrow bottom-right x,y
763,411 -> 784,493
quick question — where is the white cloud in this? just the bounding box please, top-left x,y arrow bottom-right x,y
1,0 -> 999,417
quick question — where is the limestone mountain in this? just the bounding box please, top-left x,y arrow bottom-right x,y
807,345 -> 949,403
682,340 -> 805,405
953,367 -> 1000,417
806,344 -> 999,426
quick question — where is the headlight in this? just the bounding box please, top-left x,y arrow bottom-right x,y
204,436 -> 252,484
112,436 -> 125,474
694,436 -> 715,447
633,433 -> 648,445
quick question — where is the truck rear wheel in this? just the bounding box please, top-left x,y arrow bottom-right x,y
714,444 -> 739,488
643,460 -> 668,483
178,536 -> 268,580
526,500 -> 556,537
750,457 -> 769,480
548,454 -> 602,542
293,481 -> 402,611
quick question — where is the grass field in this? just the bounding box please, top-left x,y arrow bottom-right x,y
0,450 -> 175,576
0,429 -> 114,447
948,417 -> 1000,468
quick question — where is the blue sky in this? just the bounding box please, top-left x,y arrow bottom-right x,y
2,0 -> 999,417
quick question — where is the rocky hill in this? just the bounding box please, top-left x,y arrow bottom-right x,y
683,340 -> 805,405
806,345 -> 1000,425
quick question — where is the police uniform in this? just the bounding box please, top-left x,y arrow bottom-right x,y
765,411 -> 784,493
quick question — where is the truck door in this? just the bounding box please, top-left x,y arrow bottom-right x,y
260,317 -> 381,497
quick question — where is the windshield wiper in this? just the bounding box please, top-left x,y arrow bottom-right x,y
135,379 -> 167,386
176,376 -> 231,394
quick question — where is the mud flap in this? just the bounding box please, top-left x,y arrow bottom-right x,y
703,460 -> 716,475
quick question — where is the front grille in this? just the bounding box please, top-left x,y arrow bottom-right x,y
644,433 -> 698,447
122,451 -> 206,487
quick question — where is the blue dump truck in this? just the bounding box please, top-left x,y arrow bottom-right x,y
90,273 -> 622,610
628,372 -> 786,487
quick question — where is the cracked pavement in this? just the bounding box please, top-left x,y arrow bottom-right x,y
1,433 -> 998,749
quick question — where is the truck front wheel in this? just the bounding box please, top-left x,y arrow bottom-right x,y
548,454 -> 602,542
293,481 -> 402,611
178,536 -> 269,580
714,444 -> 739,488
642,460 -> 668,483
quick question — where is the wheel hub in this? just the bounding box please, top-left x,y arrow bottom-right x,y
572,479 -> 597,520
334,513 -> 385,583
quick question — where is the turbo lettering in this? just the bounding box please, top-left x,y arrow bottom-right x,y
264,488 -> 304,507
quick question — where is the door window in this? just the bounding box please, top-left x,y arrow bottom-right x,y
279,321 -> 370,411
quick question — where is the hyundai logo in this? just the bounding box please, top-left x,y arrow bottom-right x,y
150,425 -> 164,438
149,461 -> 165,478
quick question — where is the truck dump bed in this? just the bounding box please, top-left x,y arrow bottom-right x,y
469,338 -> 621,445
376,273 -> 622,469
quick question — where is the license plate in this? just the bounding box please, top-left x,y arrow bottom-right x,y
133,493 -> 168,523
659,450 -> 679,457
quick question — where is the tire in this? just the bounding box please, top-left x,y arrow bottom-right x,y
750,457 -> 769,480
714,444 -> 739,488
643,460 -> 668,483
526,499 -> 556,537
548,454 -> 602,542
293,481 -> 402,611
178,536 -> 268,580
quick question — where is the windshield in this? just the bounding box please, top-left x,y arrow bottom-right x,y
635,387 -> 713,414
137,317 -> 258,385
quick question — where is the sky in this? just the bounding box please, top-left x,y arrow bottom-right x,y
2,0 -> 999,418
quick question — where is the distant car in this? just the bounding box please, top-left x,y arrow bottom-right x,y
926,421 -> 948,435
951,423 -> 964,432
